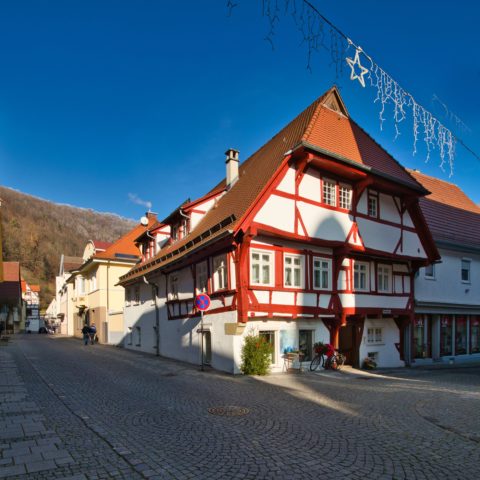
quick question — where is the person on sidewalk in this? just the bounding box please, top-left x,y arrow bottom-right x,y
89,323 -> 97,345
81,324 -> 90,345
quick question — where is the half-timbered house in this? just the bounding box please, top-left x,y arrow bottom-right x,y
119,87 -> 438,372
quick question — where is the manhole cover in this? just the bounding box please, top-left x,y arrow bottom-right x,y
208,406 -> 250,416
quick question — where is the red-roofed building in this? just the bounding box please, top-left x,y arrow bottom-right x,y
409,169 -> 480,364
22,279 -> 41,332
0,262 -> 26,334
66,214 -> 157,344
119,87 -> 438,372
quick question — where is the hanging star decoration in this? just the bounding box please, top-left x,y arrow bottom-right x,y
346,47 -> 369,88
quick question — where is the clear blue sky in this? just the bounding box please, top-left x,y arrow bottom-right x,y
1,1 -> 479,221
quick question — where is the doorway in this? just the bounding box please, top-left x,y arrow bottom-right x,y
202,331 -> 212,365
339,324 -> 358,367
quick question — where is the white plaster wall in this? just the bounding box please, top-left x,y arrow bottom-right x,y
359,317 -> 404,368
357,192 -> 368,215
298,202 -> 352,240
403,211 -> 414,228
415,248 -> 480,306
254,195 -> 295,232
339,294 -> 409,309
401,231 -> 426,258
276,166 -> 296,194
357,218 -> 400,253
237,318 -> 331,373
379,194 -> 401,223
299,168 -> 321,202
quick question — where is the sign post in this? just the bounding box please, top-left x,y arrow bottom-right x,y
195,293 -> 211,371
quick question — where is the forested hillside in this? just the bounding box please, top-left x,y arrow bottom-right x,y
0,186 -> 136,309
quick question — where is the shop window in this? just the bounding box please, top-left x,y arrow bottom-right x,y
259,331 -> 275,364
354,261 -> 369,291
213,255 -> 227,291
471,317 -> 480,354
455,316 -> 467,355
299,330 -> 314,362
195,261 -> 208,294
413,316 -> 430,358
313,257 -> 331,290
440,316 -> 453,356
284,254 -> 304,288
250,250 -> 274,286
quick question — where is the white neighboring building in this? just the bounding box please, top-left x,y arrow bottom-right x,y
119,87 -> 439,373
410,170 -> 480,365
56,254 -> 84,335
22,281 -> 42,332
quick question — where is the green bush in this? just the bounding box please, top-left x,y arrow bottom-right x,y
240,334 -> 273,375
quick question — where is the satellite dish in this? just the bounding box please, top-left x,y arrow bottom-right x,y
140,216 -> 149,226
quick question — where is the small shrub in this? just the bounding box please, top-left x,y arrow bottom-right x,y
240,334 -> 273,375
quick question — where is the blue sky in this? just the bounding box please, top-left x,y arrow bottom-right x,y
1,0 -> 478,221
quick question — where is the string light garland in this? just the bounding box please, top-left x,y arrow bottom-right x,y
227,0 -> 480,175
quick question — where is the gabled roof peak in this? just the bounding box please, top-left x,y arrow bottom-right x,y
320,86 -> 349,117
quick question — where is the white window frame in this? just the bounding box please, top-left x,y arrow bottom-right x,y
354,261 -> 370,292
250,249 -> 274,287
377,264 -> 392,293
77,277 -> 85,296
212,254 -> 228,291
322,179 -> 337,207
424,263 -> 435,279
368,194 -> 378,218
339,184 -> 352,210
313,257 -> 332,290
195,261 -> 208,294
91,272 -> 97,292
366,327 -> 383,345
283,254 -> 304,289
461,259 -> 471,284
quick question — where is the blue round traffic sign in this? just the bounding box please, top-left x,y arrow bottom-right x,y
195,293 -> 211,311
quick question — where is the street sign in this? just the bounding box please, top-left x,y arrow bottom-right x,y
195,293 -> 211,311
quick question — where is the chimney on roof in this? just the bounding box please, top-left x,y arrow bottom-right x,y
225,148 -> 239,189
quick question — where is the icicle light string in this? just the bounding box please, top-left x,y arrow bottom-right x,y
228,0 -> 480,175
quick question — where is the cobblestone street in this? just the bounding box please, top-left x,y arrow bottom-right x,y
1,335 -> 479,480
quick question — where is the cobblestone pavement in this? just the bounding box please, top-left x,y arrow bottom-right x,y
1,336 -> 480,480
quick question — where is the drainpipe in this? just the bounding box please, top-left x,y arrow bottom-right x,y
106,261 -> 110,344
143,276 -> 160,356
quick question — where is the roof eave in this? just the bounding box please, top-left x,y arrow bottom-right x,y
295,141 -> 429,195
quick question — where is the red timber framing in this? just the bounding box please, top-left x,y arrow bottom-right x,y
229,146 -> 430,339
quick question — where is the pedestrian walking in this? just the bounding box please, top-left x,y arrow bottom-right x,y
81,324 -> 90,345
89,323 -> 97,345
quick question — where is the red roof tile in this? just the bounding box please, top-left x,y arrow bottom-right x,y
409,170 -> 480,248
3,262 -> 20,282
92,240 -> 112,251
95,215 -> 158,261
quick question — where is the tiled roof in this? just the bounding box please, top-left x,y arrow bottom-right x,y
95,216 -> 158,261
120,86 -> 425,283
92,240 -> 112,251
408,170 -> 480,248
31,285 -> 40,292
3,262 -> 20,282
63,256 -> 83,273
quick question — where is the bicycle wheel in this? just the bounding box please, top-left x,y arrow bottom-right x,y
310,354 -> 322,371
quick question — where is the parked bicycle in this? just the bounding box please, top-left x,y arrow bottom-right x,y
309,342 -> 345,371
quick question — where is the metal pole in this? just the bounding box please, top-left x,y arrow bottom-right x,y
200,310 -> 204,371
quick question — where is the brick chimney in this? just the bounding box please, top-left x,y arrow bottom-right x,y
225,148 -> 239,189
